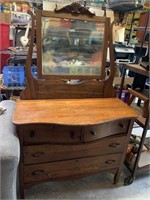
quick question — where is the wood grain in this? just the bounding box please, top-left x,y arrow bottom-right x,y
13,98 -> 138,125
23,135 -> 126,165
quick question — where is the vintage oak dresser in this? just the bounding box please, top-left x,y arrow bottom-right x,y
12,3 -> 138,198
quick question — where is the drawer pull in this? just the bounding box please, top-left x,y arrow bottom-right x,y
119,123 -> 125,129
32,170 -> 44,176
90,130 -> 96,136
109,143 -> 120,148
105,160 -> 115,165
30,131 -> 35,137
70,131 -> 77,138
32,152 -> 45,157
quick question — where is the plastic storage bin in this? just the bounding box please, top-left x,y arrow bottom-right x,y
0,23 -> 10,51
2,66 -> 25,87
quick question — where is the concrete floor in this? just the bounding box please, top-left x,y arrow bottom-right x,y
24,169 -> 150,200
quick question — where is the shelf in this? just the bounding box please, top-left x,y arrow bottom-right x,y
126,150 -> 150,168
132,27 -> 150,31
139,148 -> 150,167
126,129 -> 150,169
1,0 -> 43,3
126,142 -> 150,168
130,96 -> 149,129
1,0 -> 104,6
108,4 -> 143,12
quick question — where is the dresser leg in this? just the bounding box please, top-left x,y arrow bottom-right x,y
19,162 -> 25,199
113,171 -> 120,184
19,185 -> 25,199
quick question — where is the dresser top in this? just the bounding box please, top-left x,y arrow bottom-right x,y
12,98 -> 138,126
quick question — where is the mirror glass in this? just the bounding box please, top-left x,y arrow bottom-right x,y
41,16 -> 104,75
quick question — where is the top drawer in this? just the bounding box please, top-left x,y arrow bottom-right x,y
83,119 -> 129,142
19,124 -> 82,145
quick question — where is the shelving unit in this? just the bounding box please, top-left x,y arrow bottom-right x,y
125,12 -> 140,42
119,63 -> 150,185
113,5 -> 149,184
124,113 -> 149,185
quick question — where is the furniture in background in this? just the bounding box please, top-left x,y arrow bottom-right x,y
124,89 -> 149,185
12,3 -> 138,198
119,63 -> 149,99
119,63 -> 149,185
0,100 -> 20,200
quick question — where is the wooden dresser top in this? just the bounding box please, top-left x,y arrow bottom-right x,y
12,98 -> 138,126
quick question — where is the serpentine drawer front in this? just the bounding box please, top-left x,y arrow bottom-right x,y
21,124 -> 82,144
83,119 -> 129,142
20,119 -> 129,145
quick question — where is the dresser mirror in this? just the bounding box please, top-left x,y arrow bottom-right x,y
41,17 -> 104,76
36,4 -> 110,80
22,3 -> 115,99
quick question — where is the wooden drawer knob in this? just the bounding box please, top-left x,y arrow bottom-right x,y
119,123 -> 125,129
90,130 -> 96,136
30,131 -> 35,137
70,131 -> 77,138
105,160 -> 115,165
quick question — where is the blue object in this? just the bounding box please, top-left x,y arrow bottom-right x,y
0,4 -> 3,12
2,66 -> 25,87
31,65 -> 37,78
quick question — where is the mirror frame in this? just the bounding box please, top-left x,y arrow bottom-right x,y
36,5 -> 111,80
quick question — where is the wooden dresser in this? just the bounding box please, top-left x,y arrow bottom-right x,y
12,98 -> 137,198
12,4 -> 138,198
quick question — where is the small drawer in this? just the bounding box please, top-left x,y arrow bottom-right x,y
24,153 -> 122,183
19,124 -> 82,144
23,135 -> 126,165
83,119 -> 129,142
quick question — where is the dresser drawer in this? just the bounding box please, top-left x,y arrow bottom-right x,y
83,119 -> 129,142
24,153 -> 122,183
23,135 -> 126,165
19,124 -> 82,144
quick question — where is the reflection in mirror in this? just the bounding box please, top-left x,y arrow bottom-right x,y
41,17 -> 104,76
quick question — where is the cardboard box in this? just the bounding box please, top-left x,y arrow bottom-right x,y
0,13 -> 11,24
113,25 -> 125,43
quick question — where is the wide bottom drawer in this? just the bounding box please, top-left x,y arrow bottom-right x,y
24,153 -> 122,183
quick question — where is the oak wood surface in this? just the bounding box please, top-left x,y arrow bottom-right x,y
13,98 -> 138,125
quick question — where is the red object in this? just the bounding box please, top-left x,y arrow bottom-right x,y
9,40 -> 13,47
0,23 -> 11,73
0,23 -> 10,51
0,54 -> 10,73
